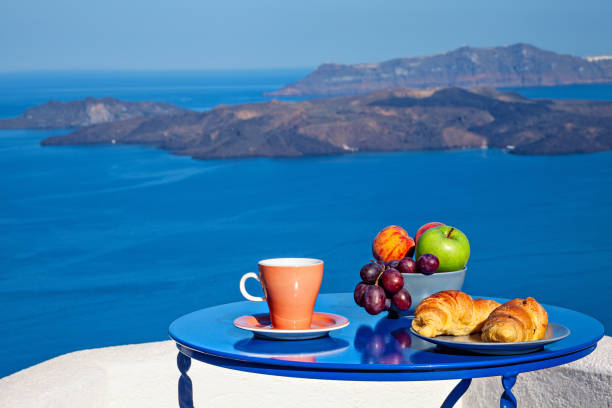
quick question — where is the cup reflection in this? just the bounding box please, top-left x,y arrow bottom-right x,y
233,336 -> 349,363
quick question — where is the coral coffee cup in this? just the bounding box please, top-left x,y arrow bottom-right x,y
239,258 -> 324,329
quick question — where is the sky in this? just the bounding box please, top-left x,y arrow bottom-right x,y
1,0 -> 611,71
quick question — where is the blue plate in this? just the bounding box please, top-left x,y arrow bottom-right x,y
410,323 -> 571,355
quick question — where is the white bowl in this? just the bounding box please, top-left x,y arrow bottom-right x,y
393,268 -> 466,315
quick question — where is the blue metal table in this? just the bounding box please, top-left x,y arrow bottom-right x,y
169,293 -> 604,408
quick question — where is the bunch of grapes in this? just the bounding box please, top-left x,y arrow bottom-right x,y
353,261 -> 412,315
353,253 -> 441,316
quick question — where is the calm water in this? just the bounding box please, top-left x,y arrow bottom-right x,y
1,73 -> 611,377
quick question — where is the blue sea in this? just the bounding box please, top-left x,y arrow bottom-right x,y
1,72 -> 611,377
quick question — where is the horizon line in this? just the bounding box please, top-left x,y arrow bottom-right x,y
0,67 -> 316,75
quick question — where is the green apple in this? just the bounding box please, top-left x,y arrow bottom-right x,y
415,225 -> 470,272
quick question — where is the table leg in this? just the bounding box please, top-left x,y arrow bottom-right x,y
500,374 -> 517,408
178,351 -> 194,408
440,378 -> 471,408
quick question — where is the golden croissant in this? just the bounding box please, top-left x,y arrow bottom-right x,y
481,297 -> 548,342
411,290 -> 501,337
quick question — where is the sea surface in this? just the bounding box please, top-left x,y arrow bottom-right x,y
1,72 -> 611,377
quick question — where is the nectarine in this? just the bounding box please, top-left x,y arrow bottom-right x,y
372,225 -> 415,262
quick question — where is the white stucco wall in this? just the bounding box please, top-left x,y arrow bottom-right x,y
462,335 -> 612,408
0,340 -> 461,408
1,336 -> 610,408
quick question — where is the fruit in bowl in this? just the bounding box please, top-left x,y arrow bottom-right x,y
416,254 -> 439,275
415,225 -> 470,272
397,258 -> 417,274
355,222 -> 469,316
372,225 -> 415,262
414,221 -> 444,244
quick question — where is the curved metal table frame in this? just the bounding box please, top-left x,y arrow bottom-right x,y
169,294 -> 604,408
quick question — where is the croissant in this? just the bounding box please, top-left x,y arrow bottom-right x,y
411,290 -> 501,337
481,297 -> 548,342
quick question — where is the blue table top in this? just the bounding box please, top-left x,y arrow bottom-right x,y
169,293 -> 604,373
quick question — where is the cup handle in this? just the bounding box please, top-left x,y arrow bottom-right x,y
239,272 -> 266,302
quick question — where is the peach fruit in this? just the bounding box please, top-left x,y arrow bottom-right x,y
372,225 -> 415,262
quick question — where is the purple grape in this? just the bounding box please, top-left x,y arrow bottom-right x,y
392,288 -> 412,311
364,285 -> 386,315
360,262 -> 382,283
386,260 -> 400,269
398,258 -> 417,274
417,254 -> 439,275
384,298 -> 392,311
354,282 -> 369,306
381,268 -> 404,293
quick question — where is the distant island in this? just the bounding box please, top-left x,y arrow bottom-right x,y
40,87 -> 612,157
268,43 -> 612,97
0,97 -> 188,129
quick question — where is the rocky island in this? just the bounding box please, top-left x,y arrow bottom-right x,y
40,87 -> 612,157
268,43 -> 612,97
0,97 -> 188,129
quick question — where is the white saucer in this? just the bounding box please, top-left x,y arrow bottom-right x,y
233,312 -> 349,340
